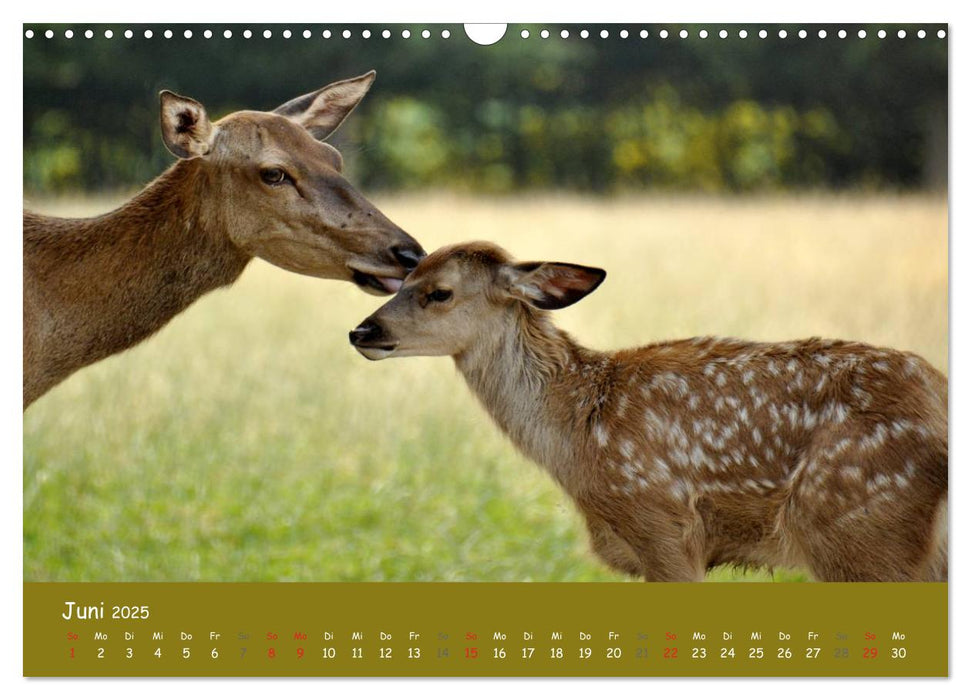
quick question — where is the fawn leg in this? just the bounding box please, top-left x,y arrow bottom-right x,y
605,510 -> 705,582
584,514 -> 643,577
785,425 -> 947,582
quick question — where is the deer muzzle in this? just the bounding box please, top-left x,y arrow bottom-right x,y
349,318 -> 398,360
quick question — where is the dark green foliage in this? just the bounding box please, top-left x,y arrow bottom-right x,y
23,24 -> 947,193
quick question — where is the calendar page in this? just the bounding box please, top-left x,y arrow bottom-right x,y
22,21 -> 948,679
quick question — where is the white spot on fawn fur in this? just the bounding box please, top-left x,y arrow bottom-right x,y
903,355 -> 921,376
802,409 -> 818,430
653,456 -> 672,480
821,402 -> 849,424
843,465 -> 864,482
868,473 -> 892,494
852,385 -> 872,408
860,423 -> 888,451
669,480 -> 690,501
751,389 -> 767,409
890,419 -> 913,437
615,393 -> 629,417
652,372 -> 690,398
644,408 -> 666,438
595,423 -> 609,447
690,445 -> 707,468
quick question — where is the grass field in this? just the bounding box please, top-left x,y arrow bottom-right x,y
23,192 -> 948,582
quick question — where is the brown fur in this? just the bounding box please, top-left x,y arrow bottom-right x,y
352,242 -> 948,582
24,73 -> 424,408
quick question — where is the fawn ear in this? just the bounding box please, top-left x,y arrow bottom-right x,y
501,261 -> 606,310
159,91 -> 214,159
272,71 -> 376,141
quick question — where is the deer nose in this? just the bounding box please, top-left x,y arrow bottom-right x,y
349,320 -> 384,346
391,244 -> 424,272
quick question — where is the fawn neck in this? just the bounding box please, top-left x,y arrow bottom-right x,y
24,160 -> 250,378
454,306 -> 608,490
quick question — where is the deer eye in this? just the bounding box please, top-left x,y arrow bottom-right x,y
428,289 -> 453,303
260,167 -> 290,186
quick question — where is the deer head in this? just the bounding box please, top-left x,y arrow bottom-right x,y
159,71 -> 424,294
349,242 -> 606,359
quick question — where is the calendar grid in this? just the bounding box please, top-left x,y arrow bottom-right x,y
24,582 -> 947,677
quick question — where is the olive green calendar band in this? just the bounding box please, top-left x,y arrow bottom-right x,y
24,582 -> 947,677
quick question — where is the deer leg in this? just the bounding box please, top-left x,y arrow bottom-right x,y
922,499 -> 948,582
609,513 -> 705,582
584,514 -> 643,577
785,428 -> 948,582
635,547 -> 706,583
578,490 -> 706,582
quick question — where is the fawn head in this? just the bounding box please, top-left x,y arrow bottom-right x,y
159,71 -> 424,294
350,242 -> 605,360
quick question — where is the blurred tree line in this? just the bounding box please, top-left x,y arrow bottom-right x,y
23,24 -> 947,194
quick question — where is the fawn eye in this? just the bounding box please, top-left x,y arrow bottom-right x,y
260,167 -> 290,186
428,289 -> 453,303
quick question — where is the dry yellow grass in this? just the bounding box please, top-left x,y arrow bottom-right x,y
23,192 -> 947,582
374,193 -> 947,365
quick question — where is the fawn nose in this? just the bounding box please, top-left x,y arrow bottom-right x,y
349,320 -> 384,346
391,244 -> 424,272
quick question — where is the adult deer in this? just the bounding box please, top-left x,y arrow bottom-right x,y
350,242 -> 948,582
24,71 -> 424,408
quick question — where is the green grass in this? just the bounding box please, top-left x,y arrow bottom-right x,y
23,193 -> 947,582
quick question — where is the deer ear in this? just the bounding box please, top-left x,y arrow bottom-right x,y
501,262 -> 606,310
272,71 -> 376,141
159,91 -> 214,159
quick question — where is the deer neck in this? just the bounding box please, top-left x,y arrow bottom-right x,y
454,307 -> 608,490
25,160 -> 250,373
